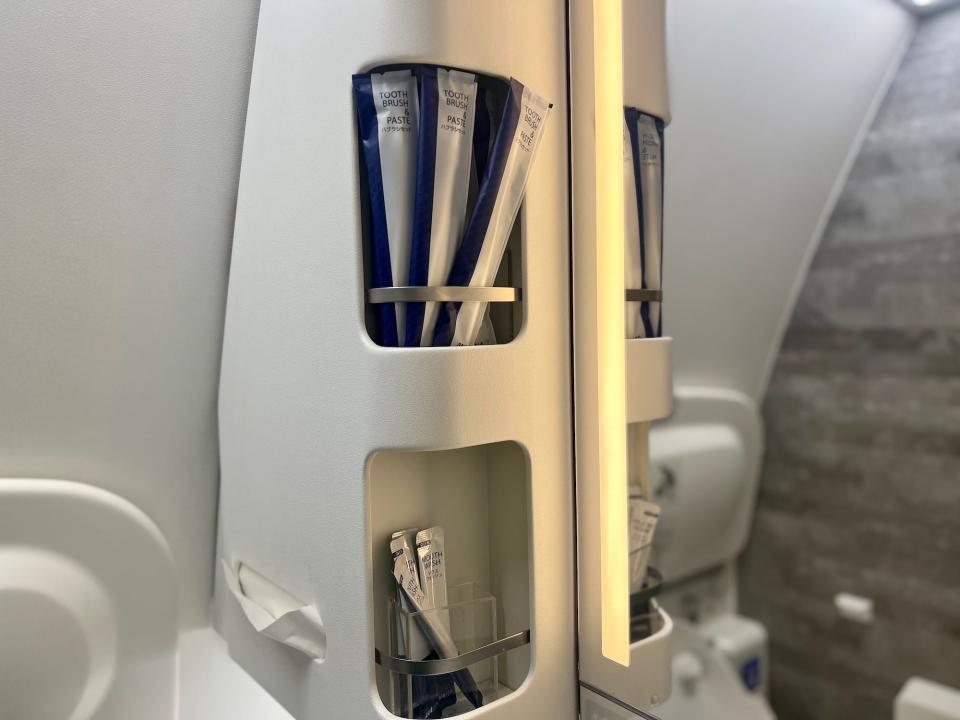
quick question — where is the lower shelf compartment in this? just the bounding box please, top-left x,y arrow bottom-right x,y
368,442 -> 532,718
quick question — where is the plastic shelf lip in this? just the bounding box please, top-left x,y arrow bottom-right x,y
367,286 -> 521,304
624,289 -> 662,302
629,603 -> 673,652
625,336 -> 673,424
374,629 -> 530,676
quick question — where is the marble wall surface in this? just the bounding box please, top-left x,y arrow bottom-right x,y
739,8 -> 960,719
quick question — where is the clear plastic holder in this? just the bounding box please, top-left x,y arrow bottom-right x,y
376,582 -> 529,718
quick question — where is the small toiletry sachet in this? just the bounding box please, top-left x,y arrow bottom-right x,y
390,531 -> 483,711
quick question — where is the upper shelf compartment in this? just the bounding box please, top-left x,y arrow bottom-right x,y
356,64 -> 552,349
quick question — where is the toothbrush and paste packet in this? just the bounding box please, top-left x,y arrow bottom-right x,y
624,107 -> 664,339
405,68 -> 478,347
432,78 -> 551,346
354,70 -> 420,346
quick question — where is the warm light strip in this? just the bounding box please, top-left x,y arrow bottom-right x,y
594,0 -> 630,666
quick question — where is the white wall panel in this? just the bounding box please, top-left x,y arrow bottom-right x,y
0,0 -> 260,626
663,0 -> 915,400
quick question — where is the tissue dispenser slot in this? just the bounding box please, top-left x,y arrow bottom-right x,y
222,560 -> 326,661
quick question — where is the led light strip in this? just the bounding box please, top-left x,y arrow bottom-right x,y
593,0 -> 630,667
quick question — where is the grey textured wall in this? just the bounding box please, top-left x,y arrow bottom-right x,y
740,8 -> 960,719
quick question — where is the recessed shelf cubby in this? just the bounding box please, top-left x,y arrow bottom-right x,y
357,65 -> 524,348
368,441 -> 531,717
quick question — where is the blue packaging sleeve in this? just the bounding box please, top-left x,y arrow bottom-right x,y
353,70 -> 419,346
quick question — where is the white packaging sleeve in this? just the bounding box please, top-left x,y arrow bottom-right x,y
406,68 -> 478,347
432,78 -> 551,346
